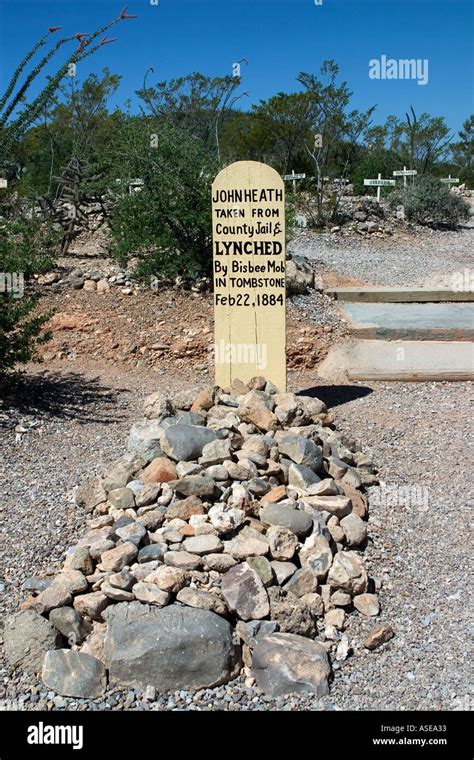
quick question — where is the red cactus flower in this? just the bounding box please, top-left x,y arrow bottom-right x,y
120,6 -> 137,19
48,26 -> 63,33
74,33 -> 90,40
100,36 -> 118,46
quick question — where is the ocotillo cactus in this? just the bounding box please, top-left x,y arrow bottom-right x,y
0,7 -> 137,163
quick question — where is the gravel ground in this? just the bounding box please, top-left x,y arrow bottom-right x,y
1,366 -> 472,711
289,223 -> 474,287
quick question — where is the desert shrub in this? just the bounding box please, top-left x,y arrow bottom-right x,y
0,209 -> 57,380
109,122 -> 216,280
389,175 -> 471,229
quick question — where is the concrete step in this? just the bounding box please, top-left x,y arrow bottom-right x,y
325,287 -> 474,303
318,339 -> 474,382
339,302 -> 474,341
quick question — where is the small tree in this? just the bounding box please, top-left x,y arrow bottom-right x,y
110,121 -> 216,279
451,115 -> 474,187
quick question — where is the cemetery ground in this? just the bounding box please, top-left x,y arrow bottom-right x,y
0,218 -> 472,711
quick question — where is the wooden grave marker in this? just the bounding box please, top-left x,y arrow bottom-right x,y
393,166 -> 417,187
364,172 -> 396,202
212,160 -> 286,391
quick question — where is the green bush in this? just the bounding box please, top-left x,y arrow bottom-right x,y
389,176 -> 471,229
0,210 -> 57,381
109,123 -> 216,280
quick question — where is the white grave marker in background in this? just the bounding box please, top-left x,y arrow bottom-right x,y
440,175 -> 460,185
283,170 -> 306,193
393,166 -> 417,187
364,172 -> 396,202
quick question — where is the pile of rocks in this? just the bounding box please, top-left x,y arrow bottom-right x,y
4,379 -> 388,701
36,267 -> 211,296
35,256 -> 317,297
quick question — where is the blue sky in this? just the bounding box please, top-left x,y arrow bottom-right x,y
0,0 -> 473,134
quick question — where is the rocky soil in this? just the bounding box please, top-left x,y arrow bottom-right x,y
290,218 -> 474,288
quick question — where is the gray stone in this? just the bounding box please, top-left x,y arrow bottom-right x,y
176,587 -> 228,616
223,526 -> 269,559
288,463 -> 321,491
161,424 -> 217,462
75,477 -> 107,514
252,633 -> 331,697
198,438 -> 233,465
203,553 -> 238,572
299,535 -> 333,580
246,556 -> 274,587
49,607 -> 91,645
169,475 -> 216,498
108,487 -> 135,511
284,567 -> 319,597
327,551 -> 368,595
340,513 -> 368,547
42,650 -> 106,698
278,436 -> 323,471
101,582 -> 136,602
115,521 -> 147,547
270,561 -> 297,585
260,503 -> 313,537
137,544 -> 167,564
182,535 -> 223,555
4,610 -> 62,673
104,602 -> 237,690
128,421 -> 164,463
267,525 -> 299,561
221,563 -> 270,620
267,587 -> 316,636
133,582 -> 171,607
164,551 -> 202,570
301,495 -> 352,519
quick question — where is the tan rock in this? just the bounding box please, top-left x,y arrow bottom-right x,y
142,457 -> 177,484
190,388 -> 215,412
353,593 -> 380,617
144,565 -> 187,593
166,495 -> 205,520
73,592 -> 109,621
260,485 -> 287,505
363,623 -> 394,650
100,542 -> 138,573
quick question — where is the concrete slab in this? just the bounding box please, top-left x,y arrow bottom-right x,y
325,287 -> 474,303
318,339 -> 474,382
340,302 -> 474,340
